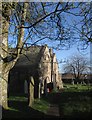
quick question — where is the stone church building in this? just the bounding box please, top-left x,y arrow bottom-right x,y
8,45 -> 63,99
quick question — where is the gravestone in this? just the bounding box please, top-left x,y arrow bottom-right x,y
38,82 -> 41,99
28,76 -> 34,107
44,79 -> 47,96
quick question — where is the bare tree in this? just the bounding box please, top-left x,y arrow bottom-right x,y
66,2 -> 92,49
63,54 -> 89,83
78,2 -> 92,43
1,1 -> 92,109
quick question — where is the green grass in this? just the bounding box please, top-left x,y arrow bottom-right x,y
32,98 -> 50,113
8,96 -> 49,114
8,96 -> 28,102
58,84 -> 92,118
47,83 -> 92,118
3,96 -> 49,118
8,107 -> 19,112
7,96 -> 28,112
63,83 -> 92,92
60,98 -> 92,116
4,84 -> 92,118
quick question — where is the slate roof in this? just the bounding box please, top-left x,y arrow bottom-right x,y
14,45 -> 43,68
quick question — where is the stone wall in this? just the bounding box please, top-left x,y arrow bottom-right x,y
39,45 -> 63,91
8,45 -> 63,100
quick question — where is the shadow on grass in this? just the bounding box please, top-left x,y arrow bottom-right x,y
2,91 -> 92,119
46,91 -> 92,120
2,99 -> 60,119
47,91 -> 92,103
2,101 -> 44,119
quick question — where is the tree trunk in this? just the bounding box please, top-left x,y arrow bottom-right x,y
1,3 -> 10,108
1,2 -> 28,109
1,69 -> 9,109
1,60 -> 19,109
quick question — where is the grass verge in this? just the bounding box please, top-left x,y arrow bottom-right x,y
32,98 -> 50,114
63,83 -> 92,92
59,84 -> 92,118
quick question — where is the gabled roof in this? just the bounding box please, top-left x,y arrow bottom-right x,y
14,45 -> 43,68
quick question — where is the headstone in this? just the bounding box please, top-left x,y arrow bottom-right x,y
28,76 -> 34,107
24,80 -> 28,94
44,79 -> 47,96
71,79 -> 74,85
38,82 -> 41,99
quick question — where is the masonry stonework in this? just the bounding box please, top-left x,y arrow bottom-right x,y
9,45 -> 63,100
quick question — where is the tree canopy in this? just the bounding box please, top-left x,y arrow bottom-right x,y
2,2 -> 92,50
63,54 -> 90,82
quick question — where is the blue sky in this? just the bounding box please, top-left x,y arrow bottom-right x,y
8,2 -> 91,73
53,44 -> 90,73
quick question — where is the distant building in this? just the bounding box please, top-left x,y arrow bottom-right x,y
62,73 -> 92,84
8,45 -> 63,98
62,73 -> 74,84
